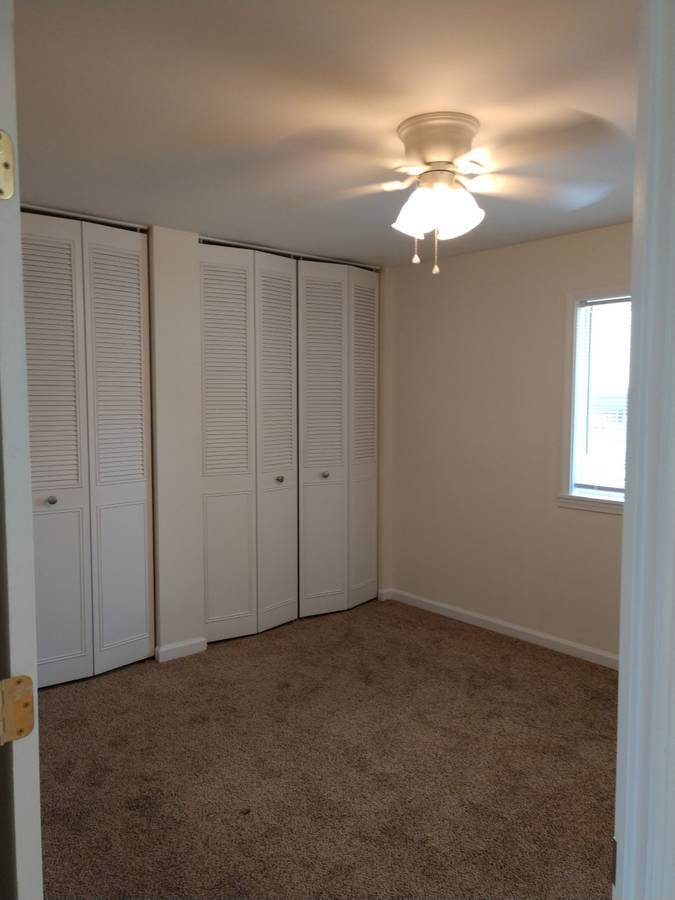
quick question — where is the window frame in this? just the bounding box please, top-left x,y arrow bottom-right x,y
559,288 -> 631,515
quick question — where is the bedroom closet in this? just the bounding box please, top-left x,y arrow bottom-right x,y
22,212 -> 153,688
24,217 -> 378,683
298,261 -> 378,616
195,243 -> 379,641
198,245 -> 300,641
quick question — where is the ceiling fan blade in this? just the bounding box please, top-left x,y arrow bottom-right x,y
464,112 -> 621,175
394,164 -> 429,176
275,126 -> 403,171
459,172 -> 614,210
551,180 -> 616,211
332,183 -> 391,200
306,174 -> 415,204
291,180 -> 404,207
452,152 -> 489,175
382,176 -> 416,192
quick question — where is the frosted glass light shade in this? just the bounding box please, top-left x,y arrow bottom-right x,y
391,181 -> 485,240
436,184 -> 485,239
391,186 -> 436,239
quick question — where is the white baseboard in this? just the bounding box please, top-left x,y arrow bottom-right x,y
380,587 -> 618,670
155,636 -> 207,663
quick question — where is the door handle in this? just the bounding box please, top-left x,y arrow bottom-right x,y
320,471 -> 330,479
275,475 -> 285,483
46,495 -> 58,506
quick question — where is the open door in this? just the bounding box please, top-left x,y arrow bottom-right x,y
0,1 -> 44,897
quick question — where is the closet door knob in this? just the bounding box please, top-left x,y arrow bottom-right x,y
46,495 -> 58,506
320,471 -> 330,479
275,475 -> 285,483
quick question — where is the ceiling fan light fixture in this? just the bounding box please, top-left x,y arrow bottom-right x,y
387,112 -> 488,266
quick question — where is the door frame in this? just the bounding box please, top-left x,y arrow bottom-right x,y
613,0 -> 675,896
0,1 -> 44,897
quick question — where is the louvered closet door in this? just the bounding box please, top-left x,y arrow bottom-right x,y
22,213 -> 94,687
199,245 -> 257,641
255,252 -> 298,631
82,222 -> 154,674
299,261 -> 349,616
348,267 -> 378,607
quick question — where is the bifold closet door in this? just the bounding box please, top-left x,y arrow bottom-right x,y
255,252 -> 298,631
23,213 -> 94,687
82,222 -> 154,673
199,244 -> 258,641
348,268 -> 378,607
299,261 -> 349,616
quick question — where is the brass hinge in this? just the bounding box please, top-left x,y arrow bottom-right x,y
0,130 -> 16,200
0,676 -> 34,746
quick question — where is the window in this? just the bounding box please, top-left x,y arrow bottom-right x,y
568,296 -> 631,505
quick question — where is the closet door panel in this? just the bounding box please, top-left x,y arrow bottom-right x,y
96,501 -> 150,649
299,261 -> 348,616
349,474 -> 377,602
199,245 -> 257,641
258,486 -> 297,627
83,222 -> 154,674
349,268 -> 378,607
203,490 -> 256,636
255,252 -> 298,631
22,213 -> 94,687
32,509 -> 91,685
303,481 -> 346,602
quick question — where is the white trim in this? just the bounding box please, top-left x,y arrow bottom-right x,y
560,289 -> 631,507
155,637 -> 207,663
381,588 -> 618,669
0,5 -> 44,895
199,235 -> 379,272
22,203 -> 147,233
614,1 -> 675,896
558,493 -> 624,515
377,588 -> 394,600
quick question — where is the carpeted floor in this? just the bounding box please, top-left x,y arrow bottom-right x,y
38,600 -> 617,899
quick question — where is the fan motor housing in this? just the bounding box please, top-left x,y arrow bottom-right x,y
397,111 -> 480,165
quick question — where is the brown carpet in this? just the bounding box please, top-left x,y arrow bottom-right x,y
39,600 -> 617,900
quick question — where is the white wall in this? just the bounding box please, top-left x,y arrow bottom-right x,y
380,223 -> 631,661
150,227 -> 206,659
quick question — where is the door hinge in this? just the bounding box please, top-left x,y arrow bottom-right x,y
0,130 -> 16,200
611,836 -> 617,886
0,675 -> 35,746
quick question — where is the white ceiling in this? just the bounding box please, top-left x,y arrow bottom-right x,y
15,0 -> 638,266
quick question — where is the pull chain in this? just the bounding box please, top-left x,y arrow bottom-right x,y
432,229 -> 440,274
412,237 -> 421,264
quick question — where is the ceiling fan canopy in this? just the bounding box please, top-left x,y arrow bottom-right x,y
396,111 -> 481,169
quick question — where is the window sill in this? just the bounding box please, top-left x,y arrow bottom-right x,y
558,494 -> 624,515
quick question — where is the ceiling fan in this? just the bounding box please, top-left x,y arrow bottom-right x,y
381,111 -> 615,272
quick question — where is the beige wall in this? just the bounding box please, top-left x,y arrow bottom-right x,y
380,223 -> 632,658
